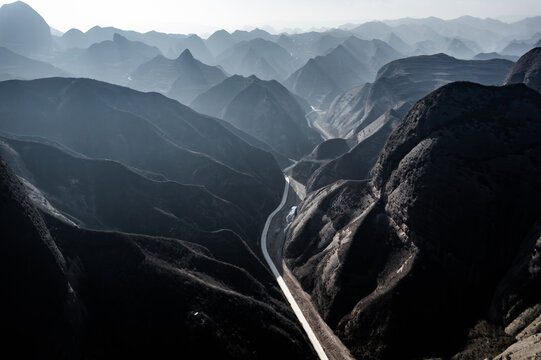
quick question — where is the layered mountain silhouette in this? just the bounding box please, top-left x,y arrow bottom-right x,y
0,46 -> 67,80
500,39 -> 538,56
291,54 -> 514,191
130,49 -> 227,104
0,1 -> 52,57
57,25 -> 181,55
285,36 -> 402,109
206,29 -> 236,57
473,52 -> 519,61
0,157 -> 315,359
55,34 -> 161,85
504,47 -> 541,92
320,54 -> 513,139
191,75 -> 321,159
275,31 -> 350,67
230,28 -> 275,43
285,82 -> 541,359
216,38 -> 297,80
59,26 -> 127,50
0,78 -> 284,250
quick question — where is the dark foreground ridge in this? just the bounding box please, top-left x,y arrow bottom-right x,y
285,82 -> 541,359
0,158 -> 316,359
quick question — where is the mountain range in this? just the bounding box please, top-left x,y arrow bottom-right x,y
53,33 -> 161,85
1,1 -> 541,359
216,38 -> 299,81
285,36 -> 402,109
0,78 -> 284,250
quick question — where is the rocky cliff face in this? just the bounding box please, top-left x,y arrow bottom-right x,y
504,47 -> 541,92
0,159 -> 82,359
285,82 -> 541,359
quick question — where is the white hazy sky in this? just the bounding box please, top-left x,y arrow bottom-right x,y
4,0 -> 541,34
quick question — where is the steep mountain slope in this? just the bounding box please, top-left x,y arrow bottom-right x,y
56,34 -> 161,85
0,46 -> 67,80
216,38 -> 297,81
0,78 -> 284,249
504,47 -> 541,92
0,158 -> 81,359
500,39 -> 536,57
284,82 -> 541,359
0,157 -> 315,359
285,36 -> 402,109
301,108 -> 406,193
0,1 -> 52,57
191,75 -> 321,159
130,49 -> 227,104
0,136 -> 249,238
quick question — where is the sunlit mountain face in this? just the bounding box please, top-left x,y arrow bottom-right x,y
0,1 -> 540,359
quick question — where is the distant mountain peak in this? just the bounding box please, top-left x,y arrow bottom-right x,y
112,33 -> 128,43
178,48 -> 194,60
0,0 -> 52,56
1,1 -> 32,10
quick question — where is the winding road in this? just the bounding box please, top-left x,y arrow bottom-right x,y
305,107 -> 334,140
260,176 -> 329,360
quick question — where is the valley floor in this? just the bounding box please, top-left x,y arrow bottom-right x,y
263,175 -> 354,360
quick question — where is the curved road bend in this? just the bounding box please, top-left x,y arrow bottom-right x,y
305,108 -> 333,141
261,176 -> 329,360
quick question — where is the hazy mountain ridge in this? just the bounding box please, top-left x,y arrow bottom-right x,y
192,74 -> 321,159
130,49 -> 227,104
0,46 -> 68,80
285,36 -> 403,109
216,38 -> 298,80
